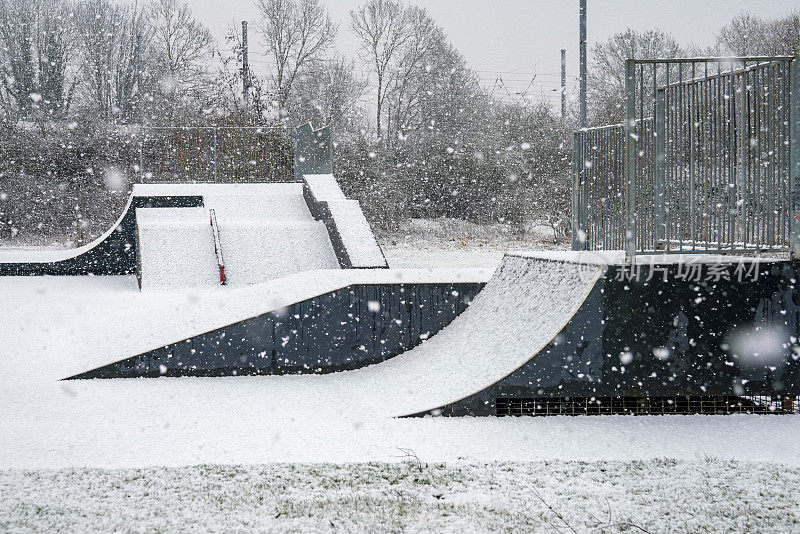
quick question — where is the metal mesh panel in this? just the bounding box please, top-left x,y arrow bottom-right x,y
572,124 -> 625,250
573,57 -> 798,256
139,126 -> 294,183
496,396 -> 800,416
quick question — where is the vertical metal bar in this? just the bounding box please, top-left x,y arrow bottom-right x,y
738,68 -> 748,247
213,126 -> 219,182
242,21 -> 250,104
754,66 -> 762,248
572,131 -> 579,250
655,87 -> 666,249
689,67 -> 696,249
572,131 -> 584,250
715,63 -> 723,251
785,61 -> 790,249
765,64 -> 778,249
678,62 -> 685,250
665,66 -> 672,252
624,59 -> 637,259
790,58 -> 800,258
139,131 -> 144,184
703,74 -> 710,249
580,133 -> 589,249
561,49 -> 567,120
579,0 -> 587,128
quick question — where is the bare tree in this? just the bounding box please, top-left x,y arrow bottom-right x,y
255,0 -> 337,109
383,6 -> 437,141
716,10 -> 800,57
0,0 -> 77,120
76,0 -> 147,120
770,11 -> 800,56
292,55 -> 367,132
716,13 -> 773,56
145,0 -> 213,96
350,0 -> 410,138
588,29 -> 682,125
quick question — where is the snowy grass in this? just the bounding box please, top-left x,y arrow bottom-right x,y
2,458 -> 799,533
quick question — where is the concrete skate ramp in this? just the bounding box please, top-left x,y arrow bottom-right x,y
330,253 -> 604,417
215,218 -> 339,286
61,254 -> 600,418
0,189 -> 203,275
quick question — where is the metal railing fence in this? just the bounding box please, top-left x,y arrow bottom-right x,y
573,57 -> 800,258
138,126 -> 294,183
572,123 -> 625,250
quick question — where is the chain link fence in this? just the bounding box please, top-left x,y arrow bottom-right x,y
138,126 -> 294,183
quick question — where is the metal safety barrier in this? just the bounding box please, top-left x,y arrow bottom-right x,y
573,57 -> 800,258
138,126 -> 294,183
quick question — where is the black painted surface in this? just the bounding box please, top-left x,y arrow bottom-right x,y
0,195 -> 203,276
432,260 -> 800,416
294,123 -> 332,181
302,185 -> 351,268
68,282 -> 484,379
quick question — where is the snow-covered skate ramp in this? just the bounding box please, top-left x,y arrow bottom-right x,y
73,253 -> 601,418
136,207 -> 220,289
134,183 -> 340,288
323,253 -> 603,416
214,218 -> 338,286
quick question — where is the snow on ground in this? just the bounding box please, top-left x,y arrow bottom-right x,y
0,256 -> 601,418
2,459 -> 800,532
3,254 -> 595,420
1,256 -> 798,472
0,268 -> 491,379
1,255 -> 606,470
3,220 -> 800,532
382,241 -> 508,269
380,217 -> 566,269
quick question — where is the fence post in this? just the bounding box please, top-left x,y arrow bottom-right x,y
655,87 -> 666,250
571,131 -> 582,250
138,130 -> 144,184
213,127 -> 219,182
294,122 -> 333,182
790,59 -> 800,259
624,59 -> 637,260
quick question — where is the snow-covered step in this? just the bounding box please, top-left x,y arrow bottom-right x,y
326,200 -> 388,268
203,183 -> 315,222
215,218 -> 339,285
206,195 -> 314,222
136,207 -> 219,290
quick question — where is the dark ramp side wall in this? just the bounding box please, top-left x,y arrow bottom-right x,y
69,282 -> 484,379
435,259 -> 800,416
0,195 -> 203,276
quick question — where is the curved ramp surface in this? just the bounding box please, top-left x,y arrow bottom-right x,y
66,254 -> 599,419
327,253 -> 603,417
0,190 -> 203,275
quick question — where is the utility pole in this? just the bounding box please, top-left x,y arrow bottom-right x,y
579,0 -> 587,128
561,49 -> 567,120
242,21 -> 250,105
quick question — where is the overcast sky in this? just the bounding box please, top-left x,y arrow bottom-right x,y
188,0 -> 799,106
